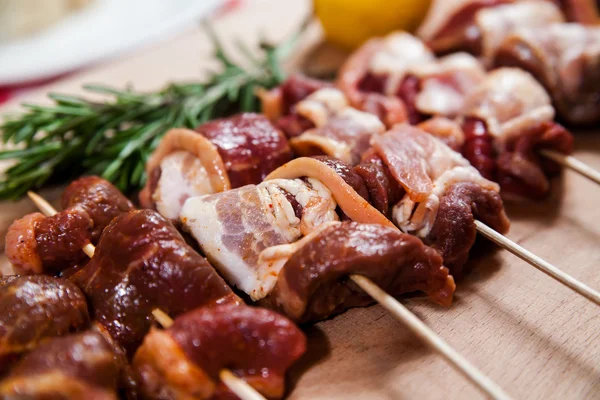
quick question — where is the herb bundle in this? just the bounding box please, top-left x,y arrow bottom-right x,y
0,26 -> 300,199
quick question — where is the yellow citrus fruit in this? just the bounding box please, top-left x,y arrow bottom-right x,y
314,0 -> 432,50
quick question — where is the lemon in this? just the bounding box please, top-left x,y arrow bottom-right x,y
314,0 -> 432,50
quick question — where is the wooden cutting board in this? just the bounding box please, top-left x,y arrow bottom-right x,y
1,1 -> 598,399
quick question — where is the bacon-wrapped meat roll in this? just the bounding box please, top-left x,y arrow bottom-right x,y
495,23 -> 600,125
181,156 -> 455,318
0,331 -> 120,399
180,156 -> 394,302
417,0 -> 565,63
140,113 -> 292,220
72,209 -> 240,355
337,32 -> 486,124
0,275 -> 89,372
133,304 -> 306,400
260,221 -> 455,323
459,68 -> 574,199
5,176 -> 133,275
356,125 -> 510,275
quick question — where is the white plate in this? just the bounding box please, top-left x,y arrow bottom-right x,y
0,0 -> 222,85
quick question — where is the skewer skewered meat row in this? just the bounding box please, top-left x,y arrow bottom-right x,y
269,29 -> 575,200
416,0 -> 600,125
180,155 -> 455,322
3,210 -> 307,399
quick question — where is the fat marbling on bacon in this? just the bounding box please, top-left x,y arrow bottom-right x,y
133,304 -> 306,400
140,113 -> 292,220
459,68 -> 574,199
0,275 -> 89,373
72,209 -> 240,356
5,176 -> 134,275
356,125 -> 510,275
0,331 -> 120,400
337,31 -> 486,124
416,0 -> 565,60
495,23 -> 600,125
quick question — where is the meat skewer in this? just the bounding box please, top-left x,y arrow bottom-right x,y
330,30 -> 600,191
27,190 -> 513,400
259,73 -> 600,305
22,194 -> 297,400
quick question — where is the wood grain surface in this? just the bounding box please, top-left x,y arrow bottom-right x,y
1,1 -> 599,399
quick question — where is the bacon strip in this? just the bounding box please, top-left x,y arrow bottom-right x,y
265,157 -> 396,228
289,89 -> 386,164
140,128 -> 230,212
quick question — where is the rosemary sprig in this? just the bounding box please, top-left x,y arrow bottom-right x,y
0,26 -> 300,200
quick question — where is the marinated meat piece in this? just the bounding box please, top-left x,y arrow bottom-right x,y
180,179 -> 339,300
354,151 -> 405,217
6,210 -> 91,275
133,305 -> 306,400
496,121 -> 574,199
337,32 -> 431,126
6,176 -> 132,275
61,176 -> 135,242
288,88 -> 386,164
0,276 -> 89,372
429,182 -> 510,275
0,331 -> 119,400
261,222 -> 455,323
73,210 -> 240,355
461,68 -> 574,198
462,117 -> 497,181
494,24 -> 600,125
197,113 -> 293,188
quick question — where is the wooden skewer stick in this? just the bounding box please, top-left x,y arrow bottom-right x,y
27,191 -> 95,258
27,190 -> 512,399
475,221 -> 600,306
350,275 -> 513,400
540,149 -> 600,186
27,191 -> 268,400
150,309 -> 267,400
